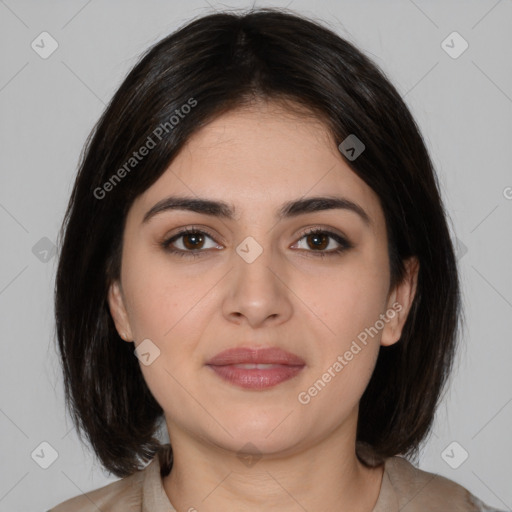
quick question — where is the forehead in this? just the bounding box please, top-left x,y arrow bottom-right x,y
129,103 -> 384,230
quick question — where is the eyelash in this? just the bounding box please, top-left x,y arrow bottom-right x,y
160,226 -> 353,259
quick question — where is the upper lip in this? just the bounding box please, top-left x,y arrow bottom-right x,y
206,347 -> 305,366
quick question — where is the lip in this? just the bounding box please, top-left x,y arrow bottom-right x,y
206,347 -> 305,390
206,347 -> 306,366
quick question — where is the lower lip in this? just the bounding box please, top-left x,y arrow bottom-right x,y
207,364 -> 304,390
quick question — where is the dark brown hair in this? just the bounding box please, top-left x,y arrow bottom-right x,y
54,7 -> 461,478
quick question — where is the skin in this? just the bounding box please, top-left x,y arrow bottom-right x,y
108,100 -> 419,512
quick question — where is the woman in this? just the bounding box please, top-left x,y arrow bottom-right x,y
49,8 -> 504,512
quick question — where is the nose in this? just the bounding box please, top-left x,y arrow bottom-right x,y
222,239 -> 293,329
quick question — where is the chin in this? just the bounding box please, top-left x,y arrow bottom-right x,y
212,413 -> 303,451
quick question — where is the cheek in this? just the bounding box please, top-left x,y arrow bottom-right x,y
304,256 -> 390,345
121,257 -> 209,415
121,247 -> 209,340
295,266 -> 386,416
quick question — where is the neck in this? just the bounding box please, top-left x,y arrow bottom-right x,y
162,413 -> 384,512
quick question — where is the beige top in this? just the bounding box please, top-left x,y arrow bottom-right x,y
49,453 -> 503,511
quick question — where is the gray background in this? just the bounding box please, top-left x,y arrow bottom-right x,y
0,0 -> 511,510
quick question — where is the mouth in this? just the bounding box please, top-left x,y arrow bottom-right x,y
205,347 -> 305,390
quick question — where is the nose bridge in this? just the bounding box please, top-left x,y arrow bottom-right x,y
223,232 -> 292,327
236,234 -> 275,283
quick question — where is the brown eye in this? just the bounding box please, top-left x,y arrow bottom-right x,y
182,232 -> 206,250
305,232 -> 329,251
161,228 -> 221,258
293,228 -> 352,257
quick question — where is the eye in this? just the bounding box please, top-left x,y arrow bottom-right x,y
291,228 -> 352,257
161,227 -> 221,258
161,226 -> 353,259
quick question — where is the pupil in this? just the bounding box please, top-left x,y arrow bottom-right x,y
182,233 -> 329,251
309,233 -> 327,250
184,233 -> 203,250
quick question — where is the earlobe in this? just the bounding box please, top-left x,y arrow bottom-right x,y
107,280 -> 134,342
381,256 -> 420,347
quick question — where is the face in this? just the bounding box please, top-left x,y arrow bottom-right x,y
108,101 -> 418,458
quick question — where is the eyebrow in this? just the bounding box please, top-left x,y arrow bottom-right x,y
142,195 -> 371,226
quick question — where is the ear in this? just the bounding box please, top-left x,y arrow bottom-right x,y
107,280 -> 134,343
381,256 -> 419,347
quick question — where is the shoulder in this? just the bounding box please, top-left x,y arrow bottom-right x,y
384,456 -> 505,511
48,462 -> 147,512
